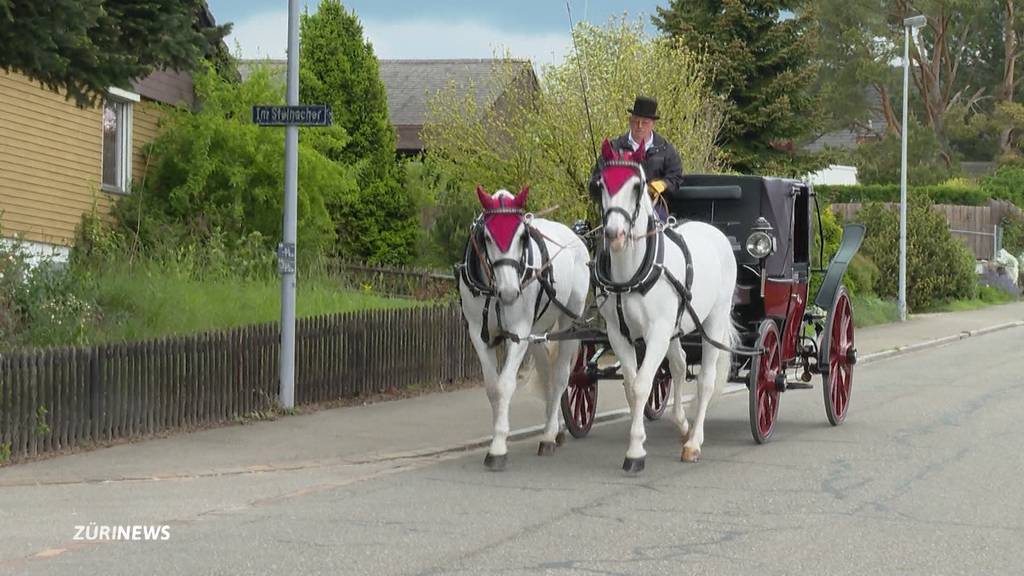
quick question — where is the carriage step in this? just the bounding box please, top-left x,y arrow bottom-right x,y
785,381 -> 814,390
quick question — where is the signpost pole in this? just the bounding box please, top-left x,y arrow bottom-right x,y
280,0 -> 300,409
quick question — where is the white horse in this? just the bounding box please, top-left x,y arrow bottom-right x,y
593,139 -> 739,472
457,185 -> 591,470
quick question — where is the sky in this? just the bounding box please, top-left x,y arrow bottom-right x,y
209,0 -> 665,67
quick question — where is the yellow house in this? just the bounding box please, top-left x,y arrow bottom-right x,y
0,6 -> 220,262
0,68 -> 199,260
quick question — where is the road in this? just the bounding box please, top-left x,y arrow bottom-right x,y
2,328 -> 1023,575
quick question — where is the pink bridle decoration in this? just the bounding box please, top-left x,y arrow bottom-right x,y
600,138 -> 645,196
476,185 -> 530,253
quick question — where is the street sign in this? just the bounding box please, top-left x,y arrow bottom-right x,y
252,104 -> 333,127
277,242 -> 296,275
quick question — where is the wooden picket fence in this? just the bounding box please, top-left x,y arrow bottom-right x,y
0,305 -> 480,463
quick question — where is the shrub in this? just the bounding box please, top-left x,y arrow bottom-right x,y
810,203 -> 842,299
845,253 -> 879,299
854,195 -> 977,310
1,233 -> 97,349
1003,214 -> 1024,256
119,64 -> 357,261
980,164 -> 1024,208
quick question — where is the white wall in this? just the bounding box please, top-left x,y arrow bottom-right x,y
1,237 -> 70,267
807,165 -> 858,186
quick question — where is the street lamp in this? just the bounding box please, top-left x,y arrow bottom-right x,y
899,14 -> 927,322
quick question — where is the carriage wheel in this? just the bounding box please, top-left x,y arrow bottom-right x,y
561,344 -> 598,438
749,320 -> 781,444
644,360 -> 672,421
821,286 -> 855,426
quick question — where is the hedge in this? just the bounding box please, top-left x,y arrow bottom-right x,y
815,184 -> 992,206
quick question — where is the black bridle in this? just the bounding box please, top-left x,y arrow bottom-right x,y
475,210 -> 533,292
600,159 -> 650,237
456,211 -> 581,347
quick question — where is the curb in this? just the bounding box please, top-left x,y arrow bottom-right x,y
857,321 -> 1024,365
492,320 -> 1024,449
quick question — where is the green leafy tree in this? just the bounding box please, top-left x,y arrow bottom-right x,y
845,120 -> 956,185
809,0 -> 1024,165
424,18 -> 724,262
654,0 -> 822,174
0,0 -> 230,107
300,0 -> 418,264
117,64 -> 357,257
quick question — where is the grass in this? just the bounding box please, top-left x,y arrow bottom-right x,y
850,285 -> 1017,325
850,294 -> 899,328
86,265 -> 420,345
927,285 -> 1017,313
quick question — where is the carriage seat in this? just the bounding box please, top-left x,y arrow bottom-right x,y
664,185 -> 742,202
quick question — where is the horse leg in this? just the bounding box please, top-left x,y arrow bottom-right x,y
623,323 -> 673,473
486,339 -> 530,469
468,332 -> 509,470
683,310 -> 731,463
528,342 -> 556,455
665,339 -> 690,443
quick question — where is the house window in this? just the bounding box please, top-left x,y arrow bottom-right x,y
101,87 -> 139,194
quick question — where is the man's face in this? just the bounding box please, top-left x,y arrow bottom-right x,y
629,114 -> 655,144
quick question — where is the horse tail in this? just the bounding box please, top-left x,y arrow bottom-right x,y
521,342 -> 556,400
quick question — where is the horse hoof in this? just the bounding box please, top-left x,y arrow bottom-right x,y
537,441 -> 557,456
681,446 -> 701,463
484,453 -> 507,471
555,430 -> 567,446
622,456 -> 646,474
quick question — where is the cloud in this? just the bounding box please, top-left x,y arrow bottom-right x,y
225,10 -> 289,60
225,10 -> 572,67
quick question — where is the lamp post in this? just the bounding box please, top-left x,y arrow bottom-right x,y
900,14 -> 927,322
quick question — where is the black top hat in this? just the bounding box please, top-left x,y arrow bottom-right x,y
627,95 -> 659,120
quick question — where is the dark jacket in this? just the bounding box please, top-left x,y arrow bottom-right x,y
588,132 -> 685,200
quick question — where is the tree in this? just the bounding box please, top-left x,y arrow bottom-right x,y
0,0 -> 230,108
653,0 -> 822,174
810,0 -> 1024,165
117,64 -> 357,257
300,0 -> 418,264
811,0 -> 903,138
423,17 -> 724,261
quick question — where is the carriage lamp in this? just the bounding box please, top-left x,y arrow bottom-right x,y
745,217 -> 776,259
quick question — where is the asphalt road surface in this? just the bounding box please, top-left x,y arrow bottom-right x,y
2,328 -> 1023,575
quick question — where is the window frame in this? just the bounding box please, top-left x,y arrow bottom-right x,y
100,87 -> 140,195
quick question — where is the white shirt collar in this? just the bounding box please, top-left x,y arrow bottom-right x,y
628,131 -> 654,152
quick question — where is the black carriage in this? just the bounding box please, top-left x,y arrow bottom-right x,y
561,174 -> 865,443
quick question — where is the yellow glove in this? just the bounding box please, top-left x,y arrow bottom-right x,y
647,179 -> 667,197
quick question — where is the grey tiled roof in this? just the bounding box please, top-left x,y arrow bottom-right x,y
804,86 -> 890,152
238,58 -> 535,151
379,59 -> 531,127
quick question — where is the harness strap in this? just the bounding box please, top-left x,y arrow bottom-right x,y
662,227 -> 761,357
467,224 -> 584,348
481,295 -> 493,345
616,293 -> 631,342
527,226 -> 581,322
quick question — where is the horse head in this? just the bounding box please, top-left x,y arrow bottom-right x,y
599,138 -> 652,252
476,184 -> 530,304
